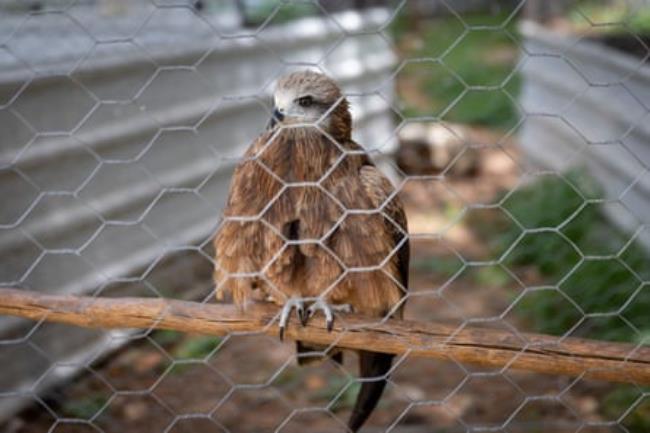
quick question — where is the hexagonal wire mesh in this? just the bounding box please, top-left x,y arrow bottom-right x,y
0,0 -> 649,432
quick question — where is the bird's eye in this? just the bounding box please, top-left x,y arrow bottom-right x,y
297,96 -> 314,107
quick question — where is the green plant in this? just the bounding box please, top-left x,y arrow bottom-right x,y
412,256 -> 463,278
489,169 -> 650,430
473,265 -> 512,287
330,381 -> 362,412
241,1 -> 319,27
603,386 -> 650,431
309,376 -> 361,412
570,1 -> 650,34
498,171 -> 649,339
151,330 -> 185,347
173,335 -> 221,360
391,12 -> 522,129
62,393 -> 109,419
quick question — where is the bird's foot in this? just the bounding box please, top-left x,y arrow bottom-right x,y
278,297 -> 306,341
307,299 -> 352,332
278,297 -> 352,340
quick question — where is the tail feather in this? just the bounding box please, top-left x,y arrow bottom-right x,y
347,351 -> 394,432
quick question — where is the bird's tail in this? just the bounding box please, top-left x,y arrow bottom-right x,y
347,350 -> 394,432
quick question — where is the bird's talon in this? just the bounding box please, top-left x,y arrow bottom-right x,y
307,299 -> 351,332
278,297 -> 306,340
298,307 -> 308,326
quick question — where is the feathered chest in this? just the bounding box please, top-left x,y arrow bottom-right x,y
226,129 -> 363,221
256,131 -> 341,183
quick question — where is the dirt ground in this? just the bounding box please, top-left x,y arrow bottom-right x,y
2,132 -> 634,433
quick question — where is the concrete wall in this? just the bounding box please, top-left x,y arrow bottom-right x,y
518,21 -> 650,246
0,7 -> 398,419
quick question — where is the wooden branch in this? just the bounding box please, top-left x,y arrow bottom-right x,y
1,288 -> 649,385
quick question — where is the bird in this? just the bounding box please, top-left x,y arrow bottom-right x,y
213,70 -> 409,432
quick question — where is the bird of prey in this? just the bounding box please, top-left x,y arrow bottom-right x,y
213,70 -> 409,432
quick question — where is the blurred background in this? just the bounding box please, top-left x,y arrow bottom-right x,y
0,0 -> 649,432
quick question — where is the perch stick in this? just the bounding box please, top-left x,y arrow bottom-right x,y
0,288 -> 648,385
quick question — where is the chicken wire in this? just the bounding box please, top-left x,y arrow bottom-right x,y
0,0 -> 649,432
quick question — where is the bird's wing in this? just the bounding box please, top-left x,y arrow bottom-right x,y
333,164 -> 410,432
327,163 -> 409,315
212,132 -> 286,306
360,165 -> 410,290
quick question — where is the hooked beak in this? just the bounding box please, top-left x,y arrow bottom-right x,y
267,107 -> 285,129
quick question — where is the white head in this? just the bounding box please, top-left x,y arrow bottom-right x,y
270,70 -> 346,128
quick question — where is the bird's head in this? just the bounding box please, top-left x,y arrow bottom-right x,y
270,70 -> 351,138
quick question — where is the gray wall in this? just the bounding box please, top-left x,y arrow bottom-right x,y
0,6 -> 398,420
518,21 -> 650,247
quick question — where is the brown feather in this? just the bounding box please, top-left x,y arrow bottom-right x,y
213,123 -> 407,315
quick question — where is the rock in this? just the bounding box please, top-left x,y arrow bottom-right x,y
396,122 -> 480,177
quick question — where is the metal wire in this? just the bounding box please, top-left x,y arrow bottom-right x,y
0,0 -> 649,432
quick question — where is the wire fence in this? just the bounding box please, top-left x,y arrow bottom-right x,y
0,0 -> 649,432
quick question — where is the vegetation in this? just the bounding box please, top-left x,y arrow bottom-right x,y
61,393 -> 109,420
496,170 -> 649,342
150,330 -> 221,374
489,170 -> 650,429
152,330 -> 221,360
239,1 -> 320,27
315,378 -> 361,412
569,1 -> 650,34
390,12 -> 522,129
604,387 -> 650,432
172,335 -> 222,360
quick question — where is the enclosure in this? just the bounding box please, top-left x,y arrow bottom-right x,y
1,0 -> 649,432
